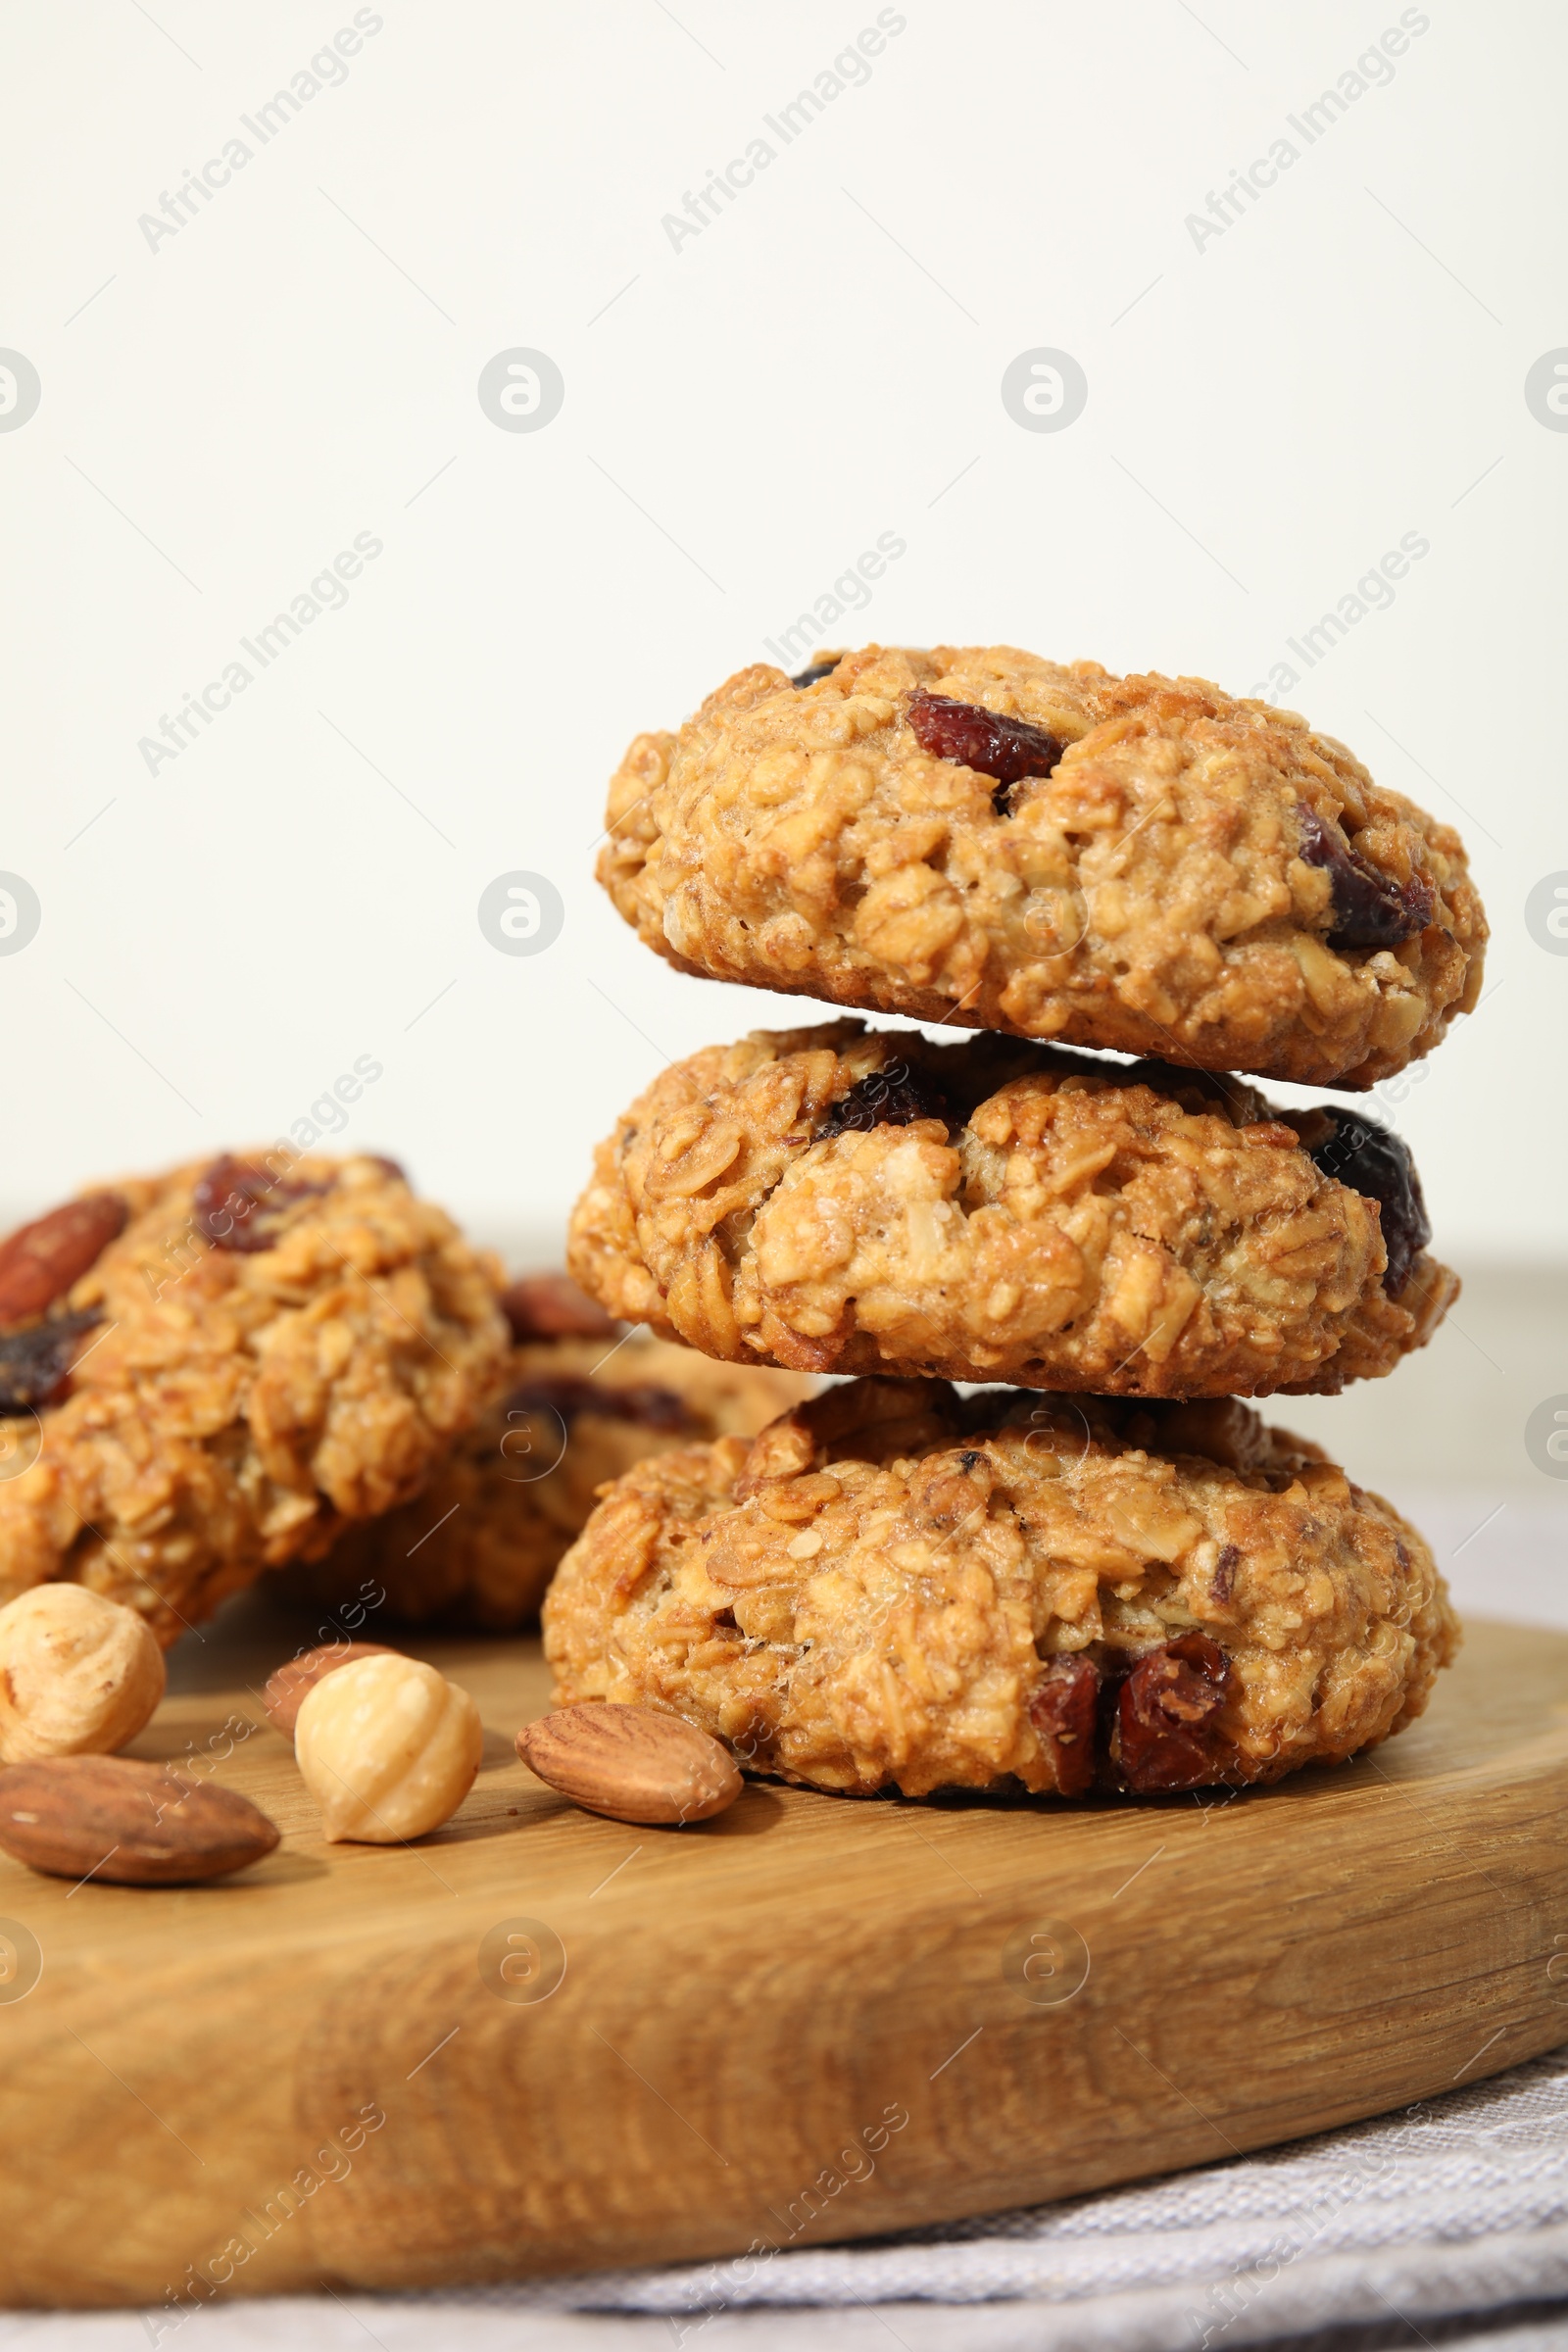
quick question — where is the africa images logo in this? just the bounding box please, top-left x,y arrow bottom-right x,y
659,10 -> 907,253
1184,10 -> 1432,254
135,12 -> 385,254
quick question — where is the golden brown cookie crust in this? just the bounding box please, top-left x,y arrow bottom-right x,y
287,1332 -> 811,1632
598,647 -> 1486,1089
0,1154 -> 510,1643
543,1379 -> 1458,1800
566,1021 -> 1456,1397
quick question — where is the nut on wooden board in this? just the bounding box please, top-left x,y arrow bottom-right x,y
517,1702 -> 743,1825
294,1652 -> 482,1842
0,1586 -> 166,1763
263,1640 -> 396,1738
0,1755 -> 280,1885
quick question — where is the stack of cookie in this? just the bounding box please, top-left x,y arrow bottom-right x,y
548,642 -> 1488,1801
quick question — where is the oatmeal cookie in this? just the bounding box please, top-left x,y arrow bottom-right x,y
0,1153 -> 510,1644
285,1274 -> 811,1630
566,1021 -> 1455,1397
544,1378 -> 1457,1799
598,647 -> 1486,1088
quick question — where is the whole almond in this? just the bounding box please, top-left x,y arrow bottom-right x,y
517,1704 -> 742,1826
0,1195 -> 125,1328
0,1756 -> 280,1885
264,1641 -> 396,1738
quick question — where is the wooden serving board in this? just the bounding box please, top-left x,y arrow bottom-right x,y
2,1603 -> 1566,2310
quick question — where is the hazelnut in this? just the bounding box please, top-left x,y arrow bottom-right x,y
263,1641 -> 397,1739
0,1585 -> 166,1764
294,1653 -> 482,1843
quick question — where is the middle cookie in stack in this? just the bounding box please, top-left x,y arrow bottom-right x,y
566,1021 -> 1452,1397
553,646 -> 1480,1799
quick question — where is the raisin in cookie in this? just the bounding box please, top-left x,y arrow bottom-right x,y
544,1378 -> 1457,1800
285,1273 -> 811,1630
598,646 -> 1486,1089
566,1021 -> 1455,1397
0,1153 -> 509,1643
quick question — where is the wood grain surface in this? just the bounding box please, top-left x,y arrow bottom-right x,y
1,1600 -> 1565,2312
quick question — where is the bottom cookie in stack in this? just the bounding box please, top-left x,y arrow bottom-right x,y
282,1274 -> 811,1631
543,1376 -> 1457,1800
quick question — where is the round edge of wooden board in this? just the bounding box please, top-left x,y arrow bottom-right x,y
0,1614 -> 1564,2305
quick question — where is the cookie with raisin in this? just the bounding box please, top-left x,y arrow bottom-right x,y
0,1153 -> 509,1643
284,1274 -> 811,1631
544,1378 -> 1458,1800
566,1021 -> 1455,1397
597,646 -> 1485,1089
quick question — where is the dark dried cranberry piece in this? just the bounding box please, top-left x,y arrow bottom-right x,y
500,1273 -> 617,1345
0,1309 -> 101,1414
906,690 -> 1063,813
1029,1655 -> 1100,1797
504,1377 -> 694,1435
0,1195 -> 125,1330
791,660 -> 841,688
606,1383 -> 696,1433
193,1157 -> 327,1254
818,1059 -> 952,1140
1114,1632 -> 1232,1793
1210,1543 -> 1241,1605
1296,805 -> 1432,951
1307,1112 -> 1430,1296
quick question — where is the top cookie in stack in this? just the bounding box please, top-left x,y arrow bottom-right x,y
597,644 -> 1484,1090
574,644 -> 1485,1401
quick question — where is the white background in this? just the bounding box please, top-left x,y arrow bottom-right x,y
0,0 -> 1563,1266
